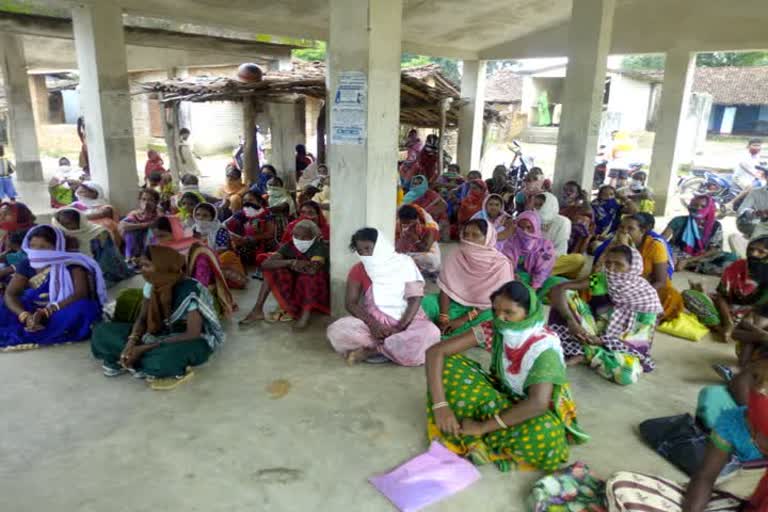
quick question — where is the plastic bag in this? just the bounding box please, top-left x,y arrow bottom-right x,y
657,311 -> 709,341
369,441 -> 481,512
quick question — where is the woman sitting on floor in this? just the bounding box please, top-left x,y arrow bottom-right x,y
91,245 -> 224,388
192,203 -> 247,290
662,195 -> 737,275
596,213 -> 682,322
68,182 -> 124,248
53,208 -> 133,287
591,185 -> 633,250
499,210 -> 562,301
514,167 -> 546,214
48,157 -> 83,208
266,176 -> 296,241
281,201 -> 330,244
0,225 -> 106,351
425,280 -> 588,472
150,215 -> 237,318
549,245 -> 663,385
176,190 -> 206,229
471,193 -> 514,249
559,181 -> 594,255
533,192 -> 586,279
218,166 -> 249,214
457,179 -> 488,225
688,235 -> 768,344
395,204 -> 442,276
120,188 -> 160,264
250,164 -> 278,197
224,191 -> 277,267
403,174 -> 448,235
0,201 -> 35,253
421,219 -> 515,336
239,220 -> 329,330
327,227 -> 440,366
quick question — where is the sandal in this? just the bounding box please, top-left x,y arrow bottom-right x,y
264,309 -> 284,323
150,369 -> 195,391
279,312 -> 294,323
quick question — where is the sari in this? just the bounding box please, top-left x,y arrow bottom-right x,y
187,242 -> 238,317
395,204 -> 441,274
411,189 -> 448,227
471,194 -> 511,236
457,179 -> 488,224
192,204 -> 247,289
499,211 -> 562,299
422,223 -> 515,336
0,201 -> 35,253
267,184 -> 297,241
69,181 -> 122,247
715,239 -> 768,322
52,209 -> 133,287
0,226 -> 106,351
91,247 -> 225,379
281,204 -> 330,244
427,283 -> 588,472
592,198 -> 622,238
224,207 -> 277,266
327,231 -> 441,366
144,150 -> 166,178
263,238 -> 330,318
218,179 -> 248,212
639,235 -> 684,321
48,163 -> 83,207
549,248 -> 664,385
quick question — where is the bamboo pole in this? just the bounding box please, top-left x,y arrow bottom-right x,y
160,93 -> 181,182
242,97 -> 258,184
438,98 -> 451,174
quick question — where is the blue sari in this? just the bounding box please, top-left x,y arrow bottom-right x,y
0,259 -> 103,350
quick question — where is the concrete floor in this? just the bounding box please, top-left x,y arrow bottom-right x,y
0,268 -> 764,512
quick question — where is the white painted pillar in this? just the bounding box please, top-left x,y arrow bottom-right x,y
0,33 -> 43,182
552,0 -> 616,192
71,3 -> 138,214
648,50 -> 696,215
266,101 -> 305,192
457,60 -> 487,173
327,0 -> 402,315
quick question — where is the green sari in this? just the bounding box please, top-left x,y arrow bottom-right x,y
91,278 -> 225,378
420,292 -> 493,337
427,284 -> 588,472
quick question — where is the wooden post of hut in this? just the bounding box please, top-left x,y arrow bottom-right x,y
242,97 -> 260,184
438,98 -> 452,174
161,94 -> 182,182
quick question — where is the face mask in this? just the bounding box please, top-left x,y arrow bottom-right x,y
243,207 -> 261,217
293,237 -> 315,253
195,220 -> 218,234
630,179 -> 644,189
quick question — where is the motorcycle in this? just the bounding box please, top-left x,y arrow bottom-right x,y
507,139 -> 534,194
677,165 -> 768,214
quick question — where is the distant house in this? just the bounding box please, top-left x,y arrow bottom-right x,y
484,64 -> 768,141
694,66 -> 768,136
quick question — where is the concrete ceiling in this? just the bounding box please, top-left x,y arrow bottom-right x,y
9,0 -> 768,61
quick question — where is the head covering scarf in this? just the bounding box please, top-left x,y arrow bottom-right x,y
395,204 -> 439,253
490,282 -> 564,396
681,195 -> 717,255
268,183 -> 297,216
52,208 -> 107,258
438,221 -> 515,309
458,179 -> 488,223
402,175 -> 429,204
604,246 -> 664,339
592,196 -> 622,236
472,193 -> 510,230
499,211 -> 556,289
536,192 -> 560,225
22,225 -> 107,306
359,229 -> 424,320
154,215 -> 195,252
75,181 -> 107,209
144,245 -> 187,334
593,231 -> 675,279
297,162 -> 321,190
193,203 -> 223,249
54,162 -> 81,181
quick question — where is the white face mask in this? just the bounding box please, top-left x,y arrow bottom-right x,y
195,220 -> 218,234
243,207 -> 261,218
293,237 -> 315,253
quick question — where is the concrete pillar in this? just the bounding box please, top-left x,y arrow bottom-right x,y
72,3 -> 138,214
648,50 -> 696,215
266,101 -> 305,192
552,0 -> 616,193
28,75 -> 49,127
0,33 -> 43,182
327,0 -> 402,315
457,60 -> 486,174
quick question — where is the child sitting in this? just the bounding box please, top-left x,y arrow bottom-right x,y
0,229 -> 28,292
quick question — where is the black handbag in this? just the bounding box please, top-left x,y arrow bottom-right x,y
639,413 -> 709,476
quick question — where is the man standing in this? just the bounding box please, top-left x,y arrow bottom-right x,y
728,139 -> 765,210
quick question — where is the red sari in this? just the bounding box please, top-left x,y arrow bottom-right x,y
281,211 -> 330,244
413,189 -> 448,225
262,240 -> 330,318
457,179 -> 488,224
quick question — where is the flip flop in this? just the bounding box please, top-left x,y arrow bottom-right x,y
264,310 -> 284,323
149,370 -> 195,391
712,364 -> 735,382
364,354 -> 391,364
238,315 -> 264,327
279,312 -> 294,323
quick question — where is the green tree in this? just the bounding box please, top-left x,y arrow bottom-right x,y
621,54 -> 665,70
292,41 -> 327,62
696,52 -> 768,67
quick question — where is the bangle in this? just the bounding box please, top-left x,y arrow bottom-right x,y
438,313 -> 449,321
432,401 -> 450,410
467,309 -> 478,321
50,303 -> 60,312
493,413 -> 508,430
